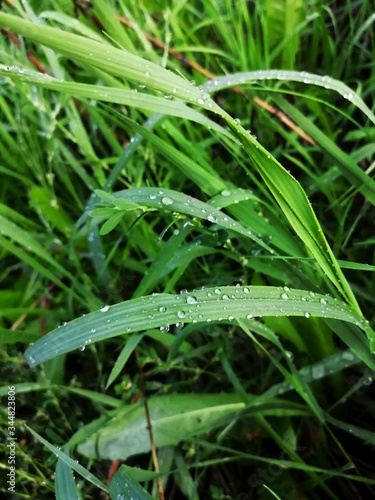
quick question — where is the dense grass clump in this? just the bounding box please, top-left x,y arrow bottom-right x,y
0,0 -> 375,498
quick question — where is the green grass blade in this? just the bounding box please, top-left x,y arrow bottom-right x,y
24,285 -> 368,367
105,333 -> 144,390
203,70 -> 375,125
0,64 -> 226,134
108,467 -> 154,500
78,393 -> 246,459
0,217 -> 98,307
55,446 -> 82,500
222,118 -> 362,315
273,95 -> 375,206
26,425 -> 108,492
0,12 -> 218,110
101,187 -> 275,253
264,0 -> 306,69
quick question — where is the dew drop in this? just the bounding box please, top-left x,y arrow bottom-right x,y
187,295 -> 198,304
100,305 -> 110,312
159,306 -> 167,313
364,377 -> 372,386
305,312 -> 311,318
177,310 -> 186,319
342,351 -> 354,361
243,287 -> 250,294
320,298 -> 328,305
312,365 -> 324,379
280,293 -> 289,300
162,196 -> 173,206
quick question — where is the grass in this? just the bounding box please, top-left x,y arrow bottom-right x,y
0,0 -> 375,498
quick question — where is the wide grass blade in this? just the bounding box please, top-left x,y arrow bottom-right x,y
77,393 -> 247,459
108,466 -> 154,500
24,285 -> 370,368
95,187 -> 274,253
55,446 -> 82,500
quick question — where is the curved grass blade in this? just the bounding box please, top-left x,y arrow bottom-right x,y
112,114 -> 303,257
103,187 -> 275,254
202,70 -> 375,125
221,117 -> 362,316
0,65 -> 226,135
24,285 -> 369,367
208,188 -> 263,208
0,12 -> 219,111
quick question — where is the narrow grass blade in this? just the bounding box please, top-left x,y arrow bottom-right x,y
264,0 -> 305,69
25,425 -> 108,492
0,12 -> 219,110
0,329 -> 40,344
0,65 -> 226,135
105,333 -> 144,390
222,118 -> 362,315
0,217 -> 98,307
202,70 -> 375,125
273,95 -> 375,206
